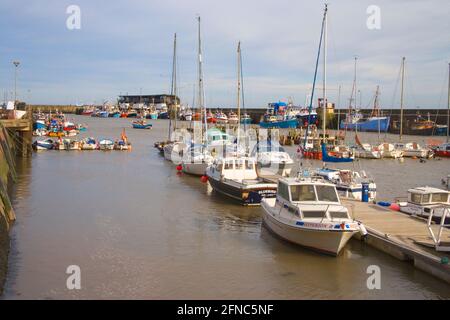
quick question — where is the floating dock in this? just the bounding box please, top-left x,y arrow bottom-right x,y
343,199 -> 450,284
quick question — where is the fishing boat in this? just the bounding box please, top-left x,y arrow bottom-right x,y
109,111 -> 121,118
80,137 -> 98,150
47,130 -> 65,138
206,156 -> 277,205
251,140 -> 294,177
215,111 -> 228,124
32,138 -> 54,150
260,102 -> 299,129
81,108 -> 94,116
377,143 -> 403,158
261,173 -> 367,256
340,112 -> 390,132
33,119 -> 47,130
126,110 -> 138,118
65,139 -> 82,151
206,111 -> 216,124
322,144 -> 354,163
227,112 -> 239,124
98,110 -> 109,118
99,139 -> 114,150
146,110 -> 159,120
397,187 -> 450,225
64,129 -> 78,137
132,119 -> 152,129
314,168 -> 377,202
394,142 -> 432,158
241,113 -> 252,124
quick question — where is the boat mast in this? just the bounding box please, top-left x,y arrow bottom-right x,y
322,3 -> 328,142
236,41 -> 241,149
374,85 -> 381,140
399,57 -> 405,142
197,16 -> 207,144
303,3 -> 327,149
447,62 -> 449,143
169,33 -> 177,140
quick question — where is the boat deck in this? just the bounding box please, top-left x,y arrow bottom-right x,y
342,198 -> 450,284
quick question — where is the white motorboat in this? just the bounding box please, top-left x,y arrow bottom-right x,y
227,112 -> 239,124
205,128 -> 235,157
378,143 -> 403,158
182,144 -> 214,176
206,156 -> 277,205
353,143 -> 382,159
261,175 -> 367,255
314,168 -> 377,202
81,138 -> 98,150
397,186 -> 450,224
215,111 -> 228,124
394,142 -> 432,158
251,140 -> 294,177
99,139 -> 114,150
32,138 -> 54,150
163,141 -> 187,164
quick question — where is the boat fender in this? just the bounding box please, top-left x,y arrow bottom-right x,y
389,203 -> 400,211
358,223 -> 368,237
377,201 -> 391,207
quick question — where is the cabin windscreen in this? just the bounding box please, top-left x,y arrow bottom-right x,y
315,185 -> 339,202
431,193 -> 449,203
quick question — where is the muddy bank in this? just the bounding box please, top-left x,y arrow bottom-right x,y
0,124 -> 17,295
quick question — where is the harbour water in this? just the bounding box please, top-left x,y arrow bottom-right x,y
3,115 -> 450,299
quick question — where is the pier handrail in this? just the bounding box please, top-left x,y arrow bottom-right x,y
427,207 -> 450,252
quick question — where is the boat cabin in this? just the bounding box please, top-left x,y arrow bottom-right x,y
276,178 -> 350,220
210,157 -> 258,181
407,187 -> 450,205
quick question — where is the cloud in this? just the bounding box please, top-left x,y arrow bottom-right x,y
0,0 -> 448,108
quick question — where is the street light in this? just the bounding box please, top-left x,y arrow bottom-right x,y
13,61 -> 20,105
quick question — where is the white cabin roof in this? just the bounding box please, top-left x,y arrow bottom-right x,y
408,186 -> 449,194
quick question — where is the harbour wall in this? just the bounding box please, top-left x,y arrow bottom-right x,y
31,105 -> 449,128
0,106 -> 32,295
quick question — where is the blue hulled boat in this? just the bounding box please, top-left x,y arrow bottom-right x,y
259,102 -> 299,129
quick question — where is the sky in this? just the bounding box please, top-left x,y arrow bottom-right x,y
0,0 -> 449,108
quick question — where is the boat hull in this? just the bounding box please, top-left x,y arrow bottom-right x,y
262,209 -> 356,256
182,162 -> 209,176
207,176 -> 277,205
259,118 -> 298,129
132,123 -> 152,129
340,117 -> 390,132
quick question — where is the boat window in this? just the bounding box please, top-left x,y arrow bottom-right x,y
224,161 -> 234,170
431,193 -> 449,203
410,193 -> 422,204
315,185 -> 339,202
422,194 -> 430,203
235,160 -> 244,170
302,211 -> 326,218
329,211 -> 349,219
290,185 -> 316,201
278,182 -> 290,201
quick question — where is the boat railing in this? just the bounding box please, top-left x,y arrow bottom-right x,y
426,207 -> 450,252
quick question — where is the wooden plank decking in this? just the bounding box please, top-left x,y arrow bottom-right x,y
343,199 -> 450,284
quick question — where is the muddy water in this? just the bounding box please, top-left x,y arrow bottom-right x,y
3,115 -> 450,299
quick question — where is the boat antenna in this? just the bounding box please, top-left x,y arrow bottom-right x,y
399,57 -> 405,142
303,3 -> 327,150
447,62 -> 450,143
236,41 -> 242,153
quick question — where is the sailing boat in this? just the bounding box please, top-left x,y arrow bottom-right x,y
206,41 -> 278,205
393,57 -> 432,158
163,33 -> 187,164
182,16 -> 214,176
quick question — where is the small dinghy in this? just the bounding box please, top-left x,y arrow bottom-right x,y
261,174 -> 367,255
81,137 -> 98,150
99,139 -> 114,150
132,119 -> 152,129
114,129 -> 132,150
32,138 -> 54,150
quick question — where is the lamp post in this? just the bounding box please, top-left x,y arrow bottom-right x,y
13,61 -> 20,106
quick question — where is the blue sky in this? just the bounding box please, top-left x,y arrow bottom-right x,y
0,0 -> 449,108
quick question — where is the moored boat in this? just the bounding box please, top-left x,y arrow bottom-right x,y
378,143 -> 403,158
132,119 -> 152,129
99,139 -> 114,150
251,140 -> 294,177
261,175 -> 367,255
206,156 -> 277,205
32,138 -> 54,150
80,137 -> 98,150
